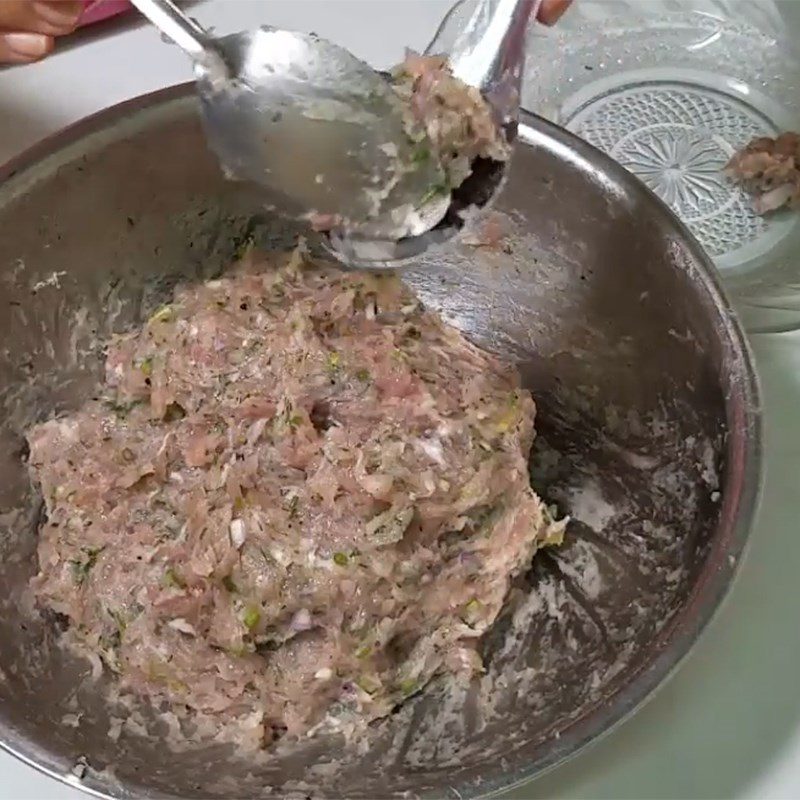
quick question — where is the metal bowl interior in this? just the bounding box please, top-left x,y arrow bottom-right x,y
0,86 -> 760,799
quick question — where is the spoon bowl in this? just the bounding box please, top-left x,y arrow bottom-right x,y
131,0 -> 451,245
196,27 -> 447,241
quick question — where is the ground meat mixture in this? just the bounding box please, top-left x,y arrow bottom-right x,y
725,132 -> 800,213
27,246 -> 563,747
393,51 -> 511,191
310,53 -> 510,236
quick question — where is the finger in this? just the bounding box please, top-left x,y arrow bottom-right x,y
0,31 -> 54,63
0,1 -> 83,36
537,0 -> 572,26
33,0 -> 84,31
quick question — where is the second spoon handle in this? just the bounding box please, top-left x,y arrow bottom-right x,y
130,0 -> 224,71
426,0 -> 539,90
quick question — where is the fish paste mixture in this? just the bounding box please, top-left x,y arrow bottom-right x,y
28,247 -> 563,747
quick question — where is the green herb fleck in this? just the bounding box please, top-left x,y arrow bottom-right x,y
333,551 -> 349,567
70,547 -> 104,585
138,357 -> 153,377
149,305 -> 173,324
411,146 -> 431,164
399,678 -> 419,696
355,675 -> 381,695
109,608 -> 128,635
494,396 -> 520,432
222,574 -> 238,593
163,567 -> 186,589
227,643 -> 255,658
418,182 -> 450,207
285,493 -> 300,517
242,606 -> 261,631
462,598 -> 482,625
103,398 -> 143,420
355,644 -> 372,660
327,351 -> 341,371
355,368 -> 371,382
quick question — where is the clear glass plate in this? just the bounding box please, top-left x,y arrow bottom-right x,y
522,0 -> 800,332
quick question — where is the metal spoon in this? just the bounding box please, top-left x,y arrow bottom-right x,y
130,0 -> 537,265
130,0 -> 447,242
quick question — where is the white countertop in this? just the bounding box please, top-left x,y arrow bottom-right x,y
1,2 -> 799,798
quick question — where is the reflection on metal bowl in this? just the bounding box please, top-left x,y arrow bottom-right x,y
0,86 -> 760,799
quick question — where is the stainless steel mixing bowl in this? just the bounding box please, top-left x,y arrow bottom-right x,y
0,85 -> 760,799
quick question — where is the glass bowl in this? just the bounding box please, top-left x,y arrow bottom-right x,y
523,0 -> 800,332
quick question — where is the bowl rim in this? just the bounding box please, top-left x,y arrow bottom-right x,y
483,109 -> 765,797
0,86 -> 763,800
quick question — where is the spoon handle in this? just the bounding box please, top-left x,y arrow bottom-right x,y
426,0 -> 539,89
130,0 -> 224,71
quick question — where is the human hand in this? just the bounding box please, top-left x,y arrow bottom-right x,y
0,0 -> 83,64
537,0 -> 572,26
